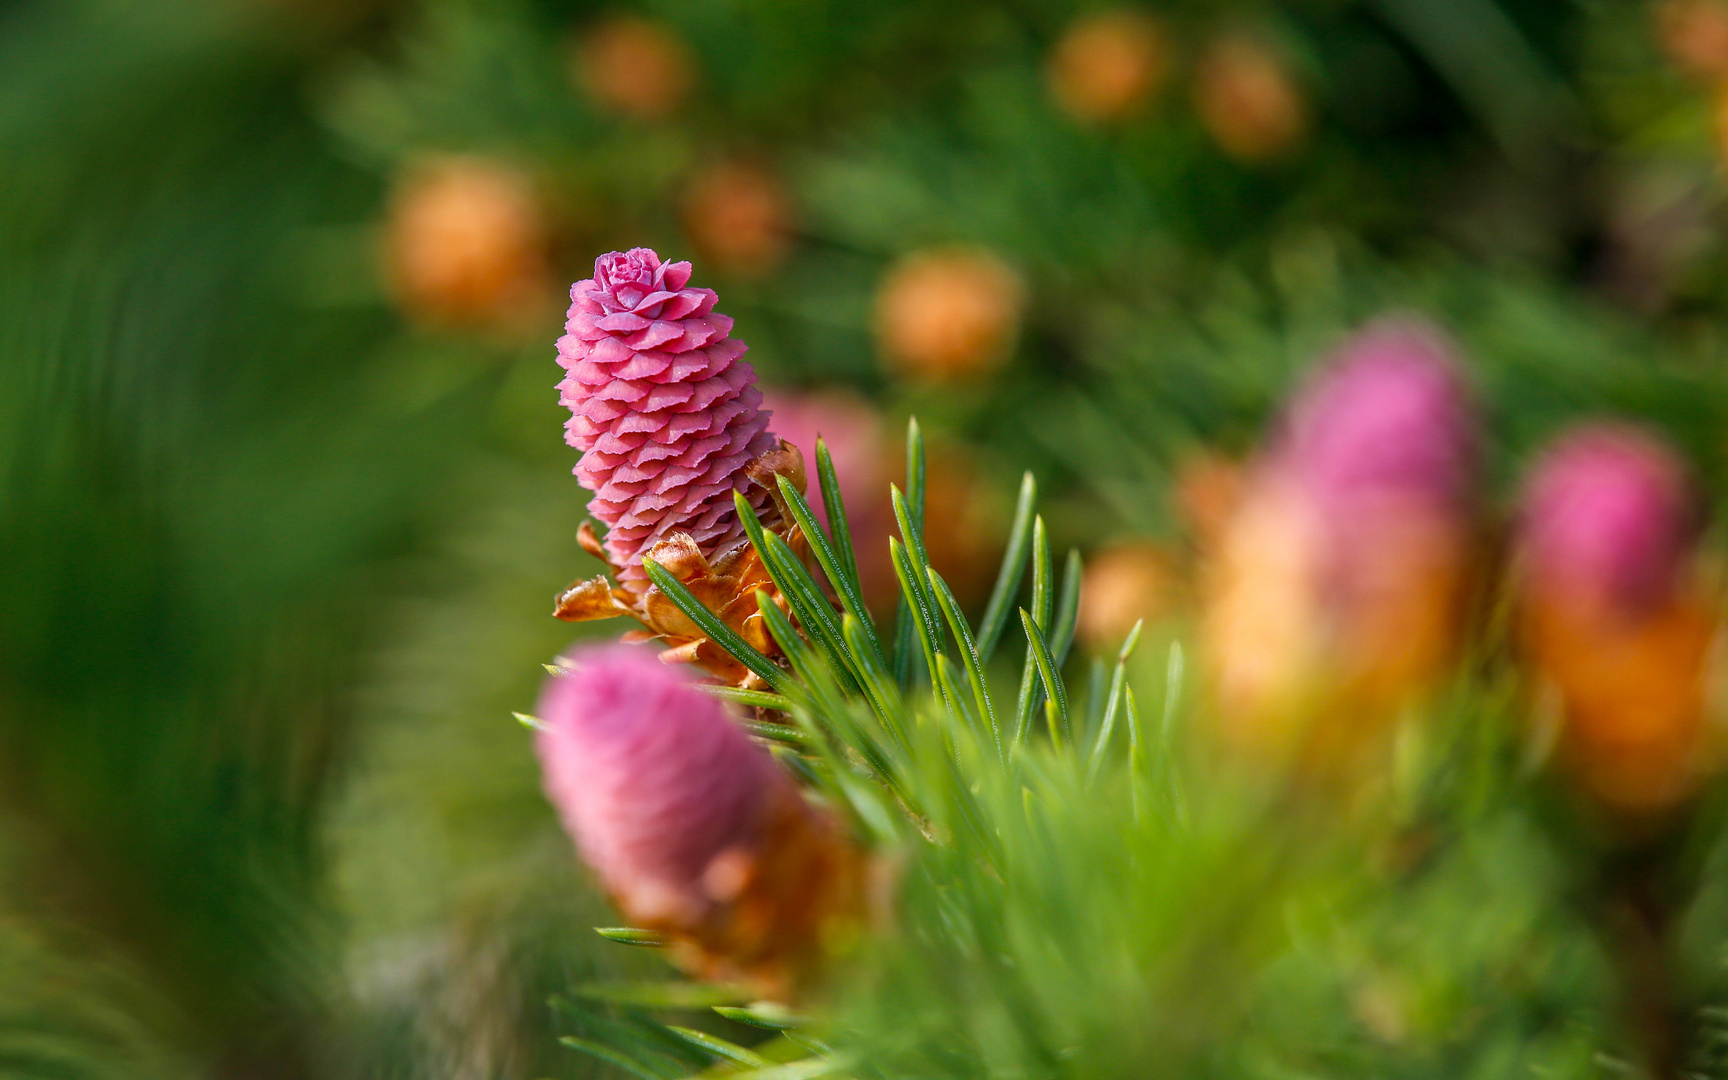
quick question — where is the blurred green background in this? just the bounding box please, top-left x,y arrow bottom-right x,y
7,0 -> 1728,1075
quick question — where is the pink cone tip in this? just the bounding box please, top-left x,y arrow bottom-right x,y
1519,424 -> 1698,615
1278,318 -> 1476,511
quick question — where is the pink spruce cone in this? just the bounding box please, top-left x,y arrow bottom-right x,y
536,643 -> 865,997
1202,317 -> 1478,763
536,642 -> 785,926
1515,425 -> 1717,814
558,248 -> 779,587
1518,425 -> 1698,619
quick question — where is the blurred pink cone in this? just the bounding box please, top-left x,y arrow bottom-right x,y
537,644 -> 865,1000
1516,426 -> 1720,816
1201,318 -> 1477,766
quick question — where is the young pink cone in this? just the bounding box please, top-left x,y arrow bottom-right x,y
558,247 -> 779,587
1201,318 -> 1478,766
552,250 -> 810,688
1516,425 -> 1719,815
536,643 -> 865,999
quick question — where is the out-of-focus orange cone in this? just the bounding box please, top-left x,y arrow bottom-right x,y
1515,425 -> 1722,818
1193,32 -> 1308,163
682,159 -> 796,279
874,248 -> 1024,384
1174,450 -> 1245,553
1079,541 -> 1175,649
384,157 -> 552,331
1657,0 -> 1728,82
571,15 -> 695,122
1047,8 -> 1171,124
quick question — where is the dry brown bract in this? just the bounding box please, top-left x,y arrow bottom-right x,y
554,440 -> 812,689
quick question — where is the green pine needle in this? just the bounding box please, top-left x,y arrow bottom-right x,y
713,1004 -> 806,1030
844,613 -> 909,747
1019,608 -> 1071,745
753,589 -> 903,801
1030,517 -> 1053,630
594,928 -> 667,947
891,419 -> 927,686
664,1025 -> 773,1069
1012,516 -> 1055,746
776,473 -> 886,666
926,565 -> 1002,759
1049,548 -> 1083,667
888,534 -> 948,712
642,556 -> 794,696
720,1058 -> 856,1080
1086,619 -> 1144,784
558,1035 -> 672,1080
815,438 -> 865,610
739,719 -> 815,747
976,471 -> 1037,664
700,685 -> 796,711
733,490 -> 861,695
